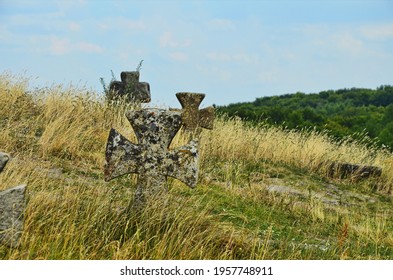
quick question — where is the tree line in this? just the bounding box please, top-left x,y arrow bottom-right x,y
216,85 -> 393,150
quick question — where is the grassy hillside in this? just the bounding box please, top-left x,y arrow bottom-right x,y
217,86 -> 393,149
0,72 -> 392,259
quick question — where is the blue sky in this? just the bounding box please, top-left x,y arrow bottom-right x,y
1,0 -> 392,107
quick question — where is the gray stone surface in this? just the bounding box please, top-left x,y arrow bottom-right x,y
175,92 -> 215,131
0,152 -> 10,173
326,161 -> 382,179
109,71 -> 151,103
105,108 -> 199,209
0,184 -> 26,248
265,184 -> 304,197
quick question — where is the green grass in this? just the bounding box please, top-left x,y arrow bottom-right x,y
0,72 -> 392,259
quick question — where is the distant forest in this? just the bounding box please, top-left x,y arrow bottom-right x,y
217,85 -> 393,150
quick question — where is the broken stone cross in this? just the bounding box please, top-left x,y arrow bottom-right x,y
0,152 -> 26,248
175,92 -> 215,131
109,71 -> 151,103
104,109 -> 198,209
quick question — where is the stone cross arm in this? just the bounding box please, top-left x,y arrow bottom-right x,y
165,141 -> 199,187
104,128 -> 198,187
104,129 -> 141,181
104,109 -> 199,189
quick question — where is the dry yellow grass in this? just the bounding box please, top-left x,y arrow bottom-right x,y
1,72 -> 392,260
200,116 -> 393,192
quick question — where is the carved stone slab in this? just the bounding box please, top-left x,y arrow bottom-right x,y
0,184 -> 26,248
176,92 -> 215,131
109,71 -> 151,103
0,151 -> 26,248
104,108 -> 198,209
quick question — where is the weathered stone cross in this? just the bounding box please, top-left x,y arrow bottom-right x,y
104,109 -> 198,209
109,71 -> 151,103
0,152 -> 26,248
175,92 -> 215,131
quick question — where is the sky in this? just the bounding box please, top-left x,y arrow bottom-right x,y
0,0 -> 392,107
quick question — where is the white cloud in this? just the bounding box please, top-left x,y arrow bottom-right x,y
295,24 -> 371,57
118,18 -> 146,31
97,22 -> 110,32
360,23 -> 393,40
79,18 -> 145,34
169,52 -> 188,62
159,31 -> 191,48
124,20 -> 146,30
209,19 -> 235,30
217,69 -> 232,81
258,69 -> 280,83
68,22 -> 81,32
119,45 -> 146,61
50,37 -> 70,55
55,0 -> 87,13
206,52 -> 257,64
4,12 -> 65,31
196,64 -> 232,82
77,41 -> 103,53
50,37 -> 103,55
332,33 -> 365,55
159,32 -> 173,47
206,52 -> 231,62
0,25 -> 11,43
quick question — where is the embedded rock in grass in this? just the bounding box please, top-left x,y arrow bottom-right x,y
0,151 -> 27,248
0,152 -> 10,173
0,184 -> 26,248
265,184 -> 305,197
326,161 -> 382,179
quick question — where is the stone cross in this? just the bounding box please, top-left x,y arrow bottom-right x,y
175,92 -> 215,131
104,109 -> 198,209
0,152 -> 26,248
109,71 -> 151,103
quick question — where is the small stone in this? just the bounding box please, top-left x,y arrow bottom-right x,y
0,184 -> 26,248
0,152 -> 10,173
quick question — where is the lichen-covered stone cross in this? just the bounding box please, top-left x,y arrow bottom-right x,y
104,109 -> 198,209
176,92 -> 215,131
109,71 -> 151,103
0,152 -> 26,248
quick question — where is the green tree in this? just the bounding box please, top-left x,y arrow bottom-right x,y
378,122 -> 393,149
